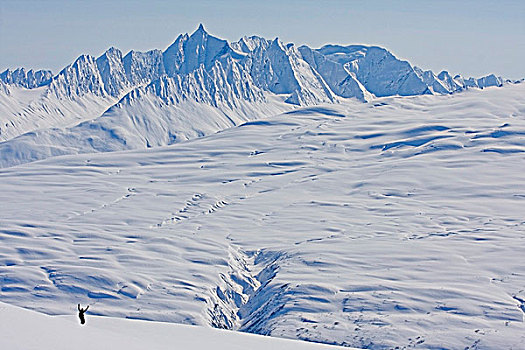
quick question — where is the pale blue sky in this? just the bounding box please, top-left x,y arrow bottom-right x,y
0,0 -> 524,79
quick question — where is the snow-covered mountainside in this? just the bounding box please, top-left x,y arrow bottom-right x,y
1,84 -> 524,349
0,25 -> 507,168
0,302 -> 349,350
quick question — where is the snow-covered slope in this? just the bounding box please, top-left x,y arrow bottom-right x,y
0,25 -> 508,168
0,70 -> 295,166
0,84 -> 121,142
1,84 -> 524,349
0,302 -> 349,350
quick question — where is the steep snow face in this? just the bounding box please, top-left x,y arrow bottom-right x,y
317,45 -> 431,97
161,27 -> 271,105
145,64 -> 265,107
123,49 -> 166,85
299,46 -> 371,101
275,42 -> 336,106
49,48 -> 134,99
96,47 -> 130,97
242,38 -> 335,105
162,33 -> 189,76
178,24 -> 234,74
49,54 -> 107,97
247,39 -> 301,95
0,68 -> 53,88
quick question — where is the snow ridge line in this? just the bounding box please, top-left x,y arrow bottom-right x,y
207,245 -> 289,333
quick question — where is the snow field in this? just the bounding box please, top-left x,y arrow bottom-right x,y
0,84 -> 524,348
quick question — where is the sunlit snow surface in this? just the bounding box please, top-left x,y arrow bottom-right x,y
1,84 -> 524,349
0,302 -> 347,350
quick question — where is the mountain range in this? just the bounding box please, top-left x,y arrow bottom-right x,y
0,24 -> 506,167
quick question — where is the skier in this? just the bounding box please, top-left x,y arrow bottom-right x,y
78,304 -> 89,325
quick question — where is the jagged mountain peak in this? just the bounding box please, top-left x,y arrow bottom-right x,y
96,47 -> 124,69
162,26 -> 238,76
162,33 -> 189,76
437,70 -> 452,80
47,53 -> 108,98
164,33 -> 190,53
74,54 -> 96,64
96,47 -> 128,96
196,22 -> 206,33
233,36 -> 270,53
0,67 -> 53,89
56,53 -> 99,78
188,23 -> 213,42
99,47 -> 123,59
269,37 -> 290,52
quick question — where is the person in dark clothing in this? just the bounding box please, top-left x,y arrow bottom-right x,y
78,304 -> 89,325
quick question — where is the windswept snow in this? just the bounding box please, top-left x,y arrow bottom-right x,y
1,84 -> 524,348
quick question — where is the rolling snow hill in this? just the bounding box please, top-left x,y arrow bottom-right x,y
1,83 -> 524,349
